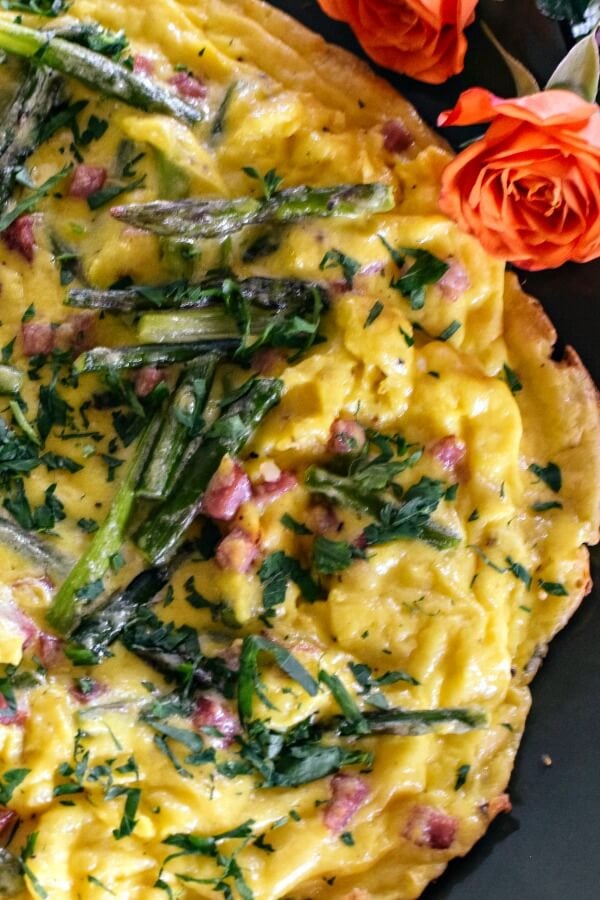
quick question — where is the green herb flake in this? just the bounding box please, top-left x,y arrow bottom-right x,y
455,763 -> 470,790
242,166 -> 283,200
531,501 -> 563,512
529,461 -> 562,493
280,513 -> 313,536
313,535 -> 364,575
340,831 -> 355,846
112,786 -> 141,840
505,556 -> 532,591
502,363 -> 523,394
380,236 -> 449,310
87,875 -> 116,895
77,517 -> 99,533
21,304 -> 36,323
437,320 -> 461,342
399,326 -> 414,347
319,248 -> 361,287
0,767 -> 30,805
539,580 -> 568,596
364,300 -> 384,328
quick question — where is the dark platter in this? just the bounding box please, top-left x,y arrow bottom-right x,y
273,2 -> 600,897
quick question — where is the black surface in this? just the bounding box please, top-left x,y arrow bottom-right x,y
271,2 -> 600,898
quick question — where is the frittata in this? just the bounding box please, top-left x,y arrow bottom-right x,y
0,1 -> 598,899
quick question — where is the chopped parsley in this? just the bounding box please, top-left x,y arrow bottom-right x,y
505,556 -> 532,591
340,831 -> 355,846
380,236 -> 449,310
0,767 -> 30,805
312,536 -> 365,574
242,166 -> 283,200
502,363 -> 522,394
258,551 -> 321,615
455,763 -> 470,790
319,248 -> 361,287
538,580 -> 568,596
437,320 -> 461,342
280,513 -> 312,535
237,634 -> 318,723
110,786 -> 141,840
531,500 -> 563,512
363,300 -> 384,328
529,461 -> 562,493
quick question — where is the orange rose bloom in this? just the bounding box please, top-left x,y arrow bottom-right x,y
438,88 -> 600,271
316,0 -> 478,84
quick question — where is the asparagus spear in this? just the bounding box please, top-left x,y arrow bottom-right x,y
137,307 -> 276,344
65,565 -> 170,665
138,353 -> 219,499
73,341 -> 236,373
0,19 -> 201,122
46,415 -> 162,634
66,275 -> 328,313
135,376 -> 283,564
0,515 -> 71,579
111,183 -> 394,239
0,64 -> 63,210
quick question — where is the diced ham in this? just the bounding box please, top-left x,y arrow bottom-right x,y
428,435 -> 467,478
215,528 -> 258,573
69,165 -> 107,199
253,471 -> 298,507
0,693 -> 27,727
308,503 -> 339,535
169,71 -> 207,100
22,313 -> 95,356
2,214 -> 36,262
403,805 -> 458,850
328,419 -> 366,455
438,259 -> 470,302
134,366 -> 166,398
21,322 -> 54,355
37,632 -> 63,668
382,120 -> 413,154
202,457 -> 252,521
323,773 -> 370,833
0,808 -> 18,838
192,695 -> 241,747
55,312 -> 96,354
134,54 -> 155,75
70,678 -> 106,705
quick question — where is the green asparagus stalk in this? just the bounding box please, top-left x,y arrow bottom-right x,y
138,354 -> 219,499
46,415 -> 162,633
73,341 -> 236,373
110,183 -> 394,239
0,64 -> 63,210
65,565 -> 171,665
135,377 -> 283,564
137,307 -> 276,344
0,18 -> 201,122
0,364 -> 24,395
0,515 -> 71,579
66,276 -> 328,313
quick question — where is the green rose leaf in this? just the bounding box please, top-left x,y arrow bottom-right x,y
546,27 -> 600,102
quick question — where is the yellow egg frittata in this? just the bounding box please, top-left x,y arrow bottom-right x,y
0,1 -> 598,899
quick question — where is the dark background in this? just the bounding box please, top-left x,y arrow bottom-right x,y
272,2 -> 600,897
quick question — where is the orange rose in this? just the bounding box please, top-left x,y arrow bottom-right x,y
438,88 -> 600,271
316,0 -> 478,84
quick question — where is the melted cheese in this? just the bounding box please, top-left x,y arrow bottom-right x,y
0,1 -> 597,899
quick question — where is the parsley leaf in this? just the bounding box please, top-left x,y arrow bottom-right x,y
0,767 -> 30,805
111,786 -> 141,840
280,513 -> 312,535
319,249 -> 361,287
364,300 -> 384,328
313,536 -> 365,574
318,669 -> 368,733
437,320 -> 461,342
539,580 -> 568,596
380,237 -> 449,310
529,461 -> 561,493
242,166 -> 283,200
502,363 -> 522,394
455,763 -> 470,790
258,551 -> 321,614
0,166 -> 72,233
505,556 -> 532,591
